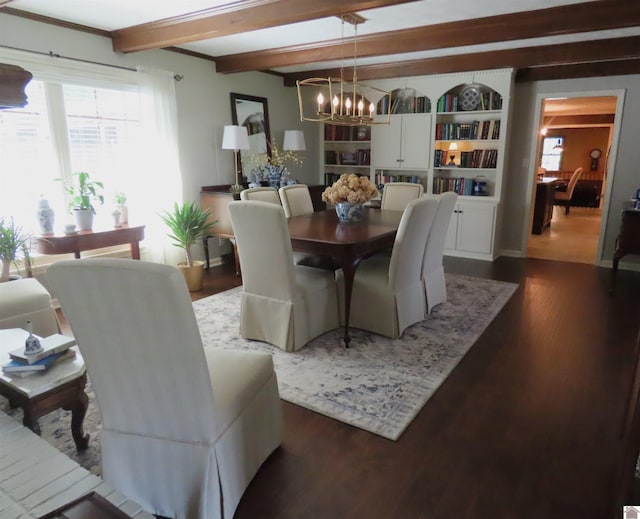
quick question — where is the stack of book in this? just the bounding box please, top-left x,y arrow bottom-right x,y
2,334 -> 76,378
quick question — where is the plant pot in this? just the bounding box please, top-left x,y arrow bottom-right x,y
116,205 -> 128,224
73,208 -> 94,231
177,260 -> 205,292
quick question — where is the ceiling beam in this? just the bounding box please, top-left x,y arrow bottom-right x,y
215,1 -> 640,73
111,0 -> 414,53
282,36 -> 640,86
516,58 -> 640,82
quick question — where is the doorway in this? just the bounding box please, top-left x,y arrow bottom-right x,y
526,94 -> 618,264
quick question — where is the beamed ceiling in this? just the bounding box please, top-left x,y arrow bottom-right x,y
1,0 -> 640,85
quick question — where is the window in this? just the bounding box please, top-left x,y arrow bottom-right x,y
540,136 -> 564,170
0,80 -> 142,236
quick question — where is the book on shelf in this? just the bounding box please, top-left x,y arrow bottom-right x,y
3,348 -> 76,375
8,333 -> 76,364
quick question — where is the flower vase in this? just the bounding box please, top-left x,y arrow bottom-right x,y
335,202 -> 364,223
37,198 -> 54,235
266,165 -> 281,188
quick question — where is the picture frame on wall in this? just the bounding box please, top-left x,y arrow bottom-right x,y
230,93 -> 272,180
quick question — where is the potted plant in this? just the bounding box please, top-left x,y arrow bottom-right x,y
59,171 -> 104,231
160,202 -> 217,291
113,191 -> 128,224
0,217 -> 32,282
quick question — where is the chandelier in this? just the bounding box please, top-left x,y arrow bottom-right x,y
296,15 -> 391,127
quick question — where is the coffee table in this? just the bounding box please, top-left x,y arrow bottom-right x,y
0,328 -> 90,451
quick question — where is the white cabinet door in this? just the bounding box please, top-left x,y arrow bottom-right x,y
445,201 -> 496,257
372,116 -> 402,169
372,114 -> 431,170
400,114 -> 431,169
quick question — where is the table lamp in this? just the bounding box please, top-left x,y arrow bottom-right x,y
222,125 -> 250,193
283,130 -> 306,151
448,142 -> 458,166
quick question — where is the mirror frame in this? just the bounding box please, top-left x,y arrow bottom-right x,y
230,93 -> 271,181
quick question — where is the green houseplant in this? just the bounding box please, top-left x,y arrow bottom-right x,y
160,202 -> 217,291
0,217 -> 32,282
59,171 -> 104,231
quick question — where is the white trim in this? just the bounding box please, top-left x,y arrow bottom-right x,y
521,88 -> 626,264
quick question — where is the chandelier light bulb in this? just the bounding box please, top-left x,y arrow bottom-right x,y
345,97 -> 352,115
317,92 -> 324,112
357,98 -> 364,116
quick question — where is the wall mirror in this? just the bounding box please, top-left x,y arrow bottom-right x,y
230,93 -> 271,180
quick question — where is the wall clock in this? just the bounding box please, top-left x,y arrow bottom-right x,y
590,148 -> 602,171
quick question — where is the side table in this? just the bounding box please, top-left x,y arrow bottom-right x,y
612,204 -> 640,288
0,328 -> 89,451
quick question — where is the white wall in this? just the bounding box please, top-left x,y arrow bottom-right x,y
0,12 -> 317,262
503,74 -> 640,266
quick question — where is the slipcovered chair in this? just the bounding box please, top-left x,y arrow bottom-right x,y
554,167 -> 584,215
240,186 -> 281,205
336,197 -> 439,338
380,182 -> 424,211
228,200 -> 339,351
0,278 -> 59,336
46,259 -> 282,519
276,184 -> 335,270
422,191 -> 458,314
279,184 -> 314,217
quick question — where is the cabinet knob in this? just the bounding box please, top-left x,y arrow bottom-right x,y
396,159 -> 404,163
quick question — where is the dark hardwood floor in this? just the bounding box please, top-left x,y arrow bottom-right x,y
57,256 -> 640,518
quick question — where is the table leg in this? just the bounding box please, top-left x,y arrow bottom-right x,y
63,389 -> 90,451
340,258 -> 361,348
203,236 -> 211,269
130,241 -> 141,260
22,408 -> 41,435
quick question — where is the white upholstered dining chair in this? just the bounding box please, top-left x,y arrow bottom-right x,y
46,258 -> 282,519
240,186 -> 281,205
279,184 -> 314,217
422,191 -> 458,314
380,182 -> 424,211
228,200 -> 339,351
336,196 -> 439,338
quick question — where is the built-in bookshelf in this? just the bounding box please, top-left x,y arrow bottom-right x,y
377,88 -> 431,115
433,84 -> 505,200
322,123 -> 371,186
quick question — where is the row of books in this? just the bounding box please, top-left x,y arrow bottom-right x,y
375,174 -> 421,187
437,91 -> 503,112
2,334 -> 76,377
324,125 -> 370,142
325,149 -> 371,166
433,177 -> 486,196
434,149 -> 498,168
435,119 -> 500,140
377,95 -> 431,115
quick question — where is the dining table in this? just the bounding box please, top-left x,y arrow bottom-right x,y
287,207 -> 403,347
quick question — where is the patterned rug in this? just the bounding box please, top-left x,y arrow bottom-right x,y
0,273 -> 517,475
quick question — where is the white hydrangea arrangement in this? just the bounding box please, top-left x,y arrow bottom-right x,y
321,174 -> 379,205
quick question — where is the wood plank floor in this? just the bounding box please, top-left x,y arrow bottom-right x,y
527,206 -> 602,264
58,256 -> 640,518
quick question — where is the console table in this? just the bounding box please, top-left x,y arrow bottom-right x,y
612,204 -> 640,286
34,225 -> 145,260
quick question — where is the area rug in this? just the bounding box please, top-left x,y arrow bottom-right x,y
0,273 -> 517,475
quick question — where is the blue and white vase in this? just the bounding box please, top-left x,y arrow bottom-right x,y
265,165 -> 281,188
37,198 -> 54,235
335,202 -> 364,223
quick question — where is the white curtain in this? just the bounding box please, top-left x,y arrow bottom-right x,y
134,66 -> 184,265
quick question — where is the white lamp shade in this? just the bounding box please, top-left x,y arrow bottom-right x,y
283,130 -> 306,151
222,125 -> 250,150
448,142 -> 459,151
